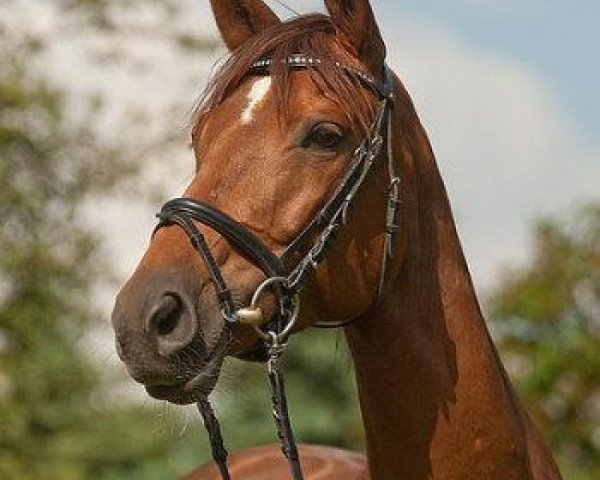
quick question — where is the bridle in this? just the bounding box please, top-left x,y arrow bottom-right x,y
153,54 -> 399,480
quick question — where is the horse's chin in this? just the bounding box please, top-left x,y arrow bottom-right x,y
142,323 -> 231,405
145,348 -> 226,405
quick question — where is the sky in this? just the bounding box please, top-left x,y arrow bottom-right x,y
12,0 -> 598,298
381,0 -> 600,143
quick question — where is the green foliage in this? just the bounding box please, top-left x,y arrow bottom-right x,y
0,0 -> 232,476
490,203 -> 600,480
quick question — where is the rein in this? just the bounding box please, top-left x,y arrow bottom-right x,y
153,54 -> 398,480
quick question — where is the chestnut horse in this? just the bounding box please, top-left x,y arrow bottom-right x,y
111,1 -> 564,479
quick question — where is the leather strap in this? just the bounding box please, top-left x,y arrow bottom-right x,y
159,198 -> 286,278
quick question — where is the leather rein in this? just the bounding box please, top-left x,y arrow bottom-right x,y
154,54 -> 398,480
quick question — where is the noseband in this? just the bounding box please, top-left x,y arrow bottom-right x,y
154,54 -> 399,480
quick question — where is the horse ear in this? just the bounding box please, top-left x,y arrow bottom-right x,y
209,0 -> 281,51
324,0 -> 386,73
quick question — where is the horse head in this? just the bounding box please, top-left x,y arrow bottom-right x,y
111,0 -> 403,405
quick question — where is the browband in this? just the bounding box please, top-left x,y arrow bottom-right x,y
251,54 -> 394,100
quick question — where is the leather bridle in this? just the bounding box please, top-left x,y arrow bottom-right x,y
153,54 -> 399,480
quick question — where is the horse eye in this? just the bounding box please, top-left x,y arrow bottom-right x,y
304,123 -> 344,150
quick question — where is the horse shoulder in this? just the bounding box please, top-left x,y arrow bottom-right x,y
178,443 -> 370,480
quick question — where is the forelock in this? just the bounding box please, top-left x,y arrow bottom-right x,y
192,14 -> 377,137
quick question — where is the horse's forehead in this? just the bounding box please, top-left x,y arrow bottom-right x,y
240,76 -> 272,125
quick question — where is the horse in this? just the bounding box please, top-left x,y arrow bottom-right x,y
111,1 -> 564,479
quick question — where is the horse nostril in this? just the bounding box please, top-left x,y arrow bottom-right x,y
153,294 -> 182,336
147,292 -> 198,356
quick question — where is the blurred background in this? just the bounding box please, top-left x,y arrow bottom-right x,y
0,1 -> 598,479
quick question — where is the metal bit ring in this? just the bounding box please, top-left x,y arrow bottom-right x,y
244,277 -> 300,343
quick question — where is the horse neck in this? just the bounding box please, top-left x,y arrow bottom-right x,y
344,96 -> 538,480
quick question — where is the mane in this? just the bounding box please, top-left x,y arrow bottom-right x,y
192,14 -> 378,137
